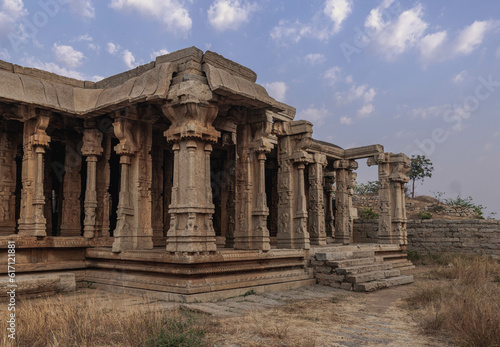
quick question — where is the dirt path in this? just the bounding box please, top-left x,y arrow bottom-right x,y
182,283 -> 453,346
45,278 -> 453,346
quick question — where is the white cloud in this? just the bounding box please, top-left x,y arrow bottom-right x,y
409,104 -> 451,119
53,43 -> 85,68
107,42 -> 121,55
305,53 -> 326,65
67,0 -> 95,18
324,0 -> 352,34
323,66 -> 341,86
453,20 -> 496,55
270,0 -> 353,44
364,0 -> 395,33
419,20 -> 498,64
72,34 -> 93,42
92,75 -> 104,82
335,80 -> 376,117
340,116 -> 352,125
263,81 -> 287,102
122,50 -> 136,69
298,105 -> 329,125
357,104 -> 374,117
366,3 -> 428,60
208,0 -> 257,31
451,70 -> 467,84
419,30 -> 447,61
0,0 -> 27,36
336,83 -> 376,105
110,0 -> 192,35
22,57 -> 85,80
150,48 -> 169,59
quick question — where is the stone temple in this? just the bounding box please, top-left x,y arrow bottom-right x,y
0,47 -> 413,301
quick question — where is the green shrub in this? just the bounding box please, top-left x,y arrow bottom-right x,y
418,211 -> 432,219
358,207 -> 379,219
354,181 -> 380,195
444,195 -> 485,216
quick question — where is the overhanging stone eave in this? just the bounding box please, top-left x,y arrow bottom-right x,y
344,144 -> 385,160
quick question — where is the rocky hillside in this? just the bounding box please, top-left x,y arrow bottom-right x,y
353,194 -> 483,220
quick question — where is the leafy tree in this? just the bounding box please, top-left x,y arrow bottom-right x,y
408,155 -> 434,198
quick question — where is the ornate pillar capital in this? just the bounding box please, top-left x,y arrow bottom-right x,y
162,102 -> 220,143
82,129 -> 103,157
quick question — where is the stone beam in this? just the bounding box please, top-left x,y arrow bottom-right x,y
344,144 -> 384,160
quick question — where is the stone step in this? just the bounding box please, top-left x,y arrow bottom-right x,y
314,250 -> 375,262
353,275 -> 414,292
386,259 -> 416,271
345,269 -> 401,284
327,257 -> 377,268
336,262 -> 394,275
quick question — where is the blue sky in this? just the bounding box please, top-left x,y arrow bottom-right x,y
0,0 -> 499,216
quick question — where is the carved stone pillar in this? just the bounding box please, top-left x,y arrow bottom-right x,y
324,171 -> 335,241
81,129 -> 103,239
59,139 -> 83,236
233,113 -> 273,251
151,133 -> 164,246
368,153 -> 391,244
276,127 -> 313,250
389,154 -> 410,245
223,135 -> 236,248
95,133 -> 111,238
112,117 -> 154,252
333,159 -> 358,244
0,129 -> 19,236
347,170 -> 357,240
162,102 -> 220,253
18,115 -> 51,236
0,131 -> 17,235
294,160 -> 310,248
368,153 -> 409,245
308,153 -> 327,245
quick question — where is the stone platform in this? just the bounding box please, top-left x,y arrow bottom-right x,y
82,248 -> 314,302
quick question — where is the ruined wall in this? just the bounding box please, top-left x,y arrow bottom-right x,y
353,219 -> 500,258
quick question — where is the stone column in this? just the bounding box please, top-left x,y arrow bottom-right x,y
112,117 -> 154,252
59,139 -> 83,236
233,114 -> 273,251
223,135 -> 236,248
347,170 -> 357,240
81,129 -> 103,239
389,154 -> 410,245
323,171 -> 335,241
162,102 -> 220,253
294,160 -> 310,248
18,115 -> 51,237
151,133 -> 164,246
95,133 -> 111,238
0,129 -> 18,236
276,135 -> 312,249
308,153 -> 327,245
333,159 -> 358,244
368,153 -> 391,244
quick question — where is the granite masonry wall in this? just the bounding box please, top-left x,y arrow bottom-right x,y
353,219 -> 500,259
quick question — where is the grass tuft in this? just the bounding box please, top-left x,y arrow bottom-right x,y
405,253 -> 500,346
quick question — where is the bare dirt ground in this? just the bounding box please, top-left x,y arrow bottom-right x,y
43,267 -> 453,347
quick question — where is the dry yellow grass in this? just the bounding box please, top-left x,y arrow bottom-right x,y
0,292 -> 208,347
405,254 -> 500,347
205,297 -> 346,347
